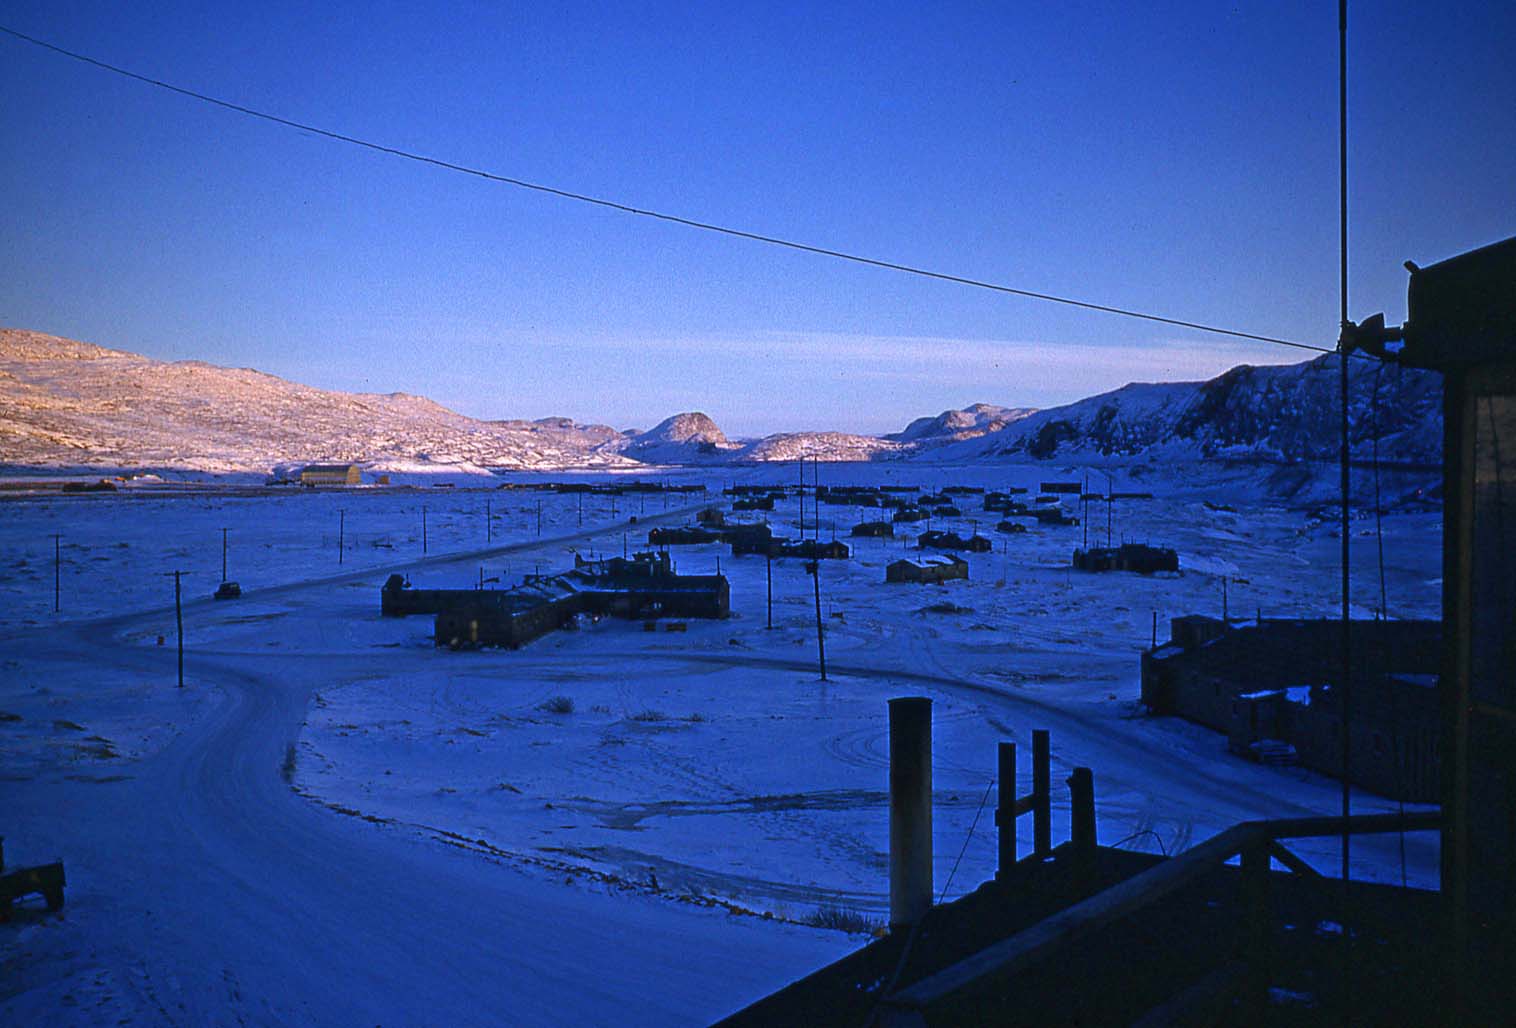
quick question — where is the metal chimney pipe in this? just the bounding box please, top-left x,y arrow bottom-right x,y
889,696 -> 933,929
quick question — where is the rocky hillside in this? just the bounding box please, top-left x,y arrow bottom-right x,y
610,412 -> 741,464
886,402 -> 1038,444
925,355 -> 1443,466
0,329 -> 638,472
735,431 -> 906,463
1,329 -> 1444,473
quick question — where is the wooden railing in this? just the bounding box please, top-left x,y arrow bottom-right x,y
884,810 -> 1441,1024
994,730 -> 1056,874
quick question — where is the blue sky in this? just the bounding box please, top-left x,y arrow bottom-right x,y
2,2 -> 1512,436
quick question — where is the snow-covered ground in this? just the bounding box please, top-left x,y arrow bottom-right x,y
0,463 -> 1443,1025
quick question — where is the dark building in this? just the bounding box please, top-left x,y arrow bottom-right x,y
769,538 -> 850,560
892,506 -> 930,523
646,525 -> 719,546
886,555 -> 968,584
381,574 -> 483,617
716,521 -> 774,547
918,530 -> 992,553
1027,506 -> 1078,526
1072,543 -> 1178,573
995,520 -> 1027,534
433,551 -> 729,649
851,520 -> 895,538
983,492 -> 1027,513
1141,616 -> 1441,801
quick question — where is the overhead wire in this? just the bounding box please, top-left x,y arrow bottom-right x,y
0,23 -> 1338,357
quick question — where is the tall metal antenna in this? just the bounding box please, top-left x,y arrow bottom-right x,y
1336,0 -> 1356,1008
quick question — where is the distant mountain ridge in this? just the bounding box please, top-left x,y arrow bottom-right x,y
0,329 -> 638,473
924,354 -> 1442,467
0,328 -> 1442,473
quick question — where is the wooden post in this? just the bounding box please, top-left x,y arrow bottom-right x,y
889,697 -> 932,929
422,505 -> 428,553
486,499 -> 492,544
338,509 -> 345,565
220,527 -> 228,583
1242,840 -> 1272,1014
173,570 -> 185,688
765,551 -> 773,630
1069,767 -> 1096,872
1033,729 -> 1051,857
995,741 -> 1017,878
809,561 -> 827,681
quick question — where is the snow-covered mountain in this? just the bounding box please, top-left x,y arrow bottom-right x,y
610,412 -> 742,464
734,431 -> 906,463
922,355 -> 1443,467
886,402 -> 1038,444
1,328 -> 1443,474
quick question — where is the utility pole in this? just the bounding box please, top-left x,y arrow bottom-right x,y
220,527 -> 229,583
537,500 -> 543,536
52,533 -> 61,613
807,560 -> 827,681
578,491 -> 584,526
1082,474 -> 1089,549
338,509 -> 345,565
800,457 -> 812,539
422,505 -> 428,554
814,458 -> 821,540
486,499 -> 492,544
166,570 -> 188,687
766,550 -> 773,630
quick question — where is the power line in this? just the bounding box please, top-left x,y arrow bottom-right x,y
1,23 -> 1333,356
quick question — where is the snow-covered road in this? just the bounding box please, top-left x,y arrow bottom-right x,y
1,513 -> 852,1026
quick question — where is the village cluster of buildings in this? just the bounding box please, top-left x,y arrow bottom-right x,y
1072,542 -> 1179,573
381,551 -> 729,649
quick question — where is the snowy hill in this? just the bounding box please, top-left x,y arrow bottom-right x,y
609,411 -> 742,464
886,402 -> 1038,444
923,355 -> 1443,467
0,329 -> 639,473
1,329 -> 1443,474
735,431 -> 906,463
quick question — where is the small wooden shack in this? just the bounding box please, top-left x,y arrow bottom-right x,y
886,555 -> 968,584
